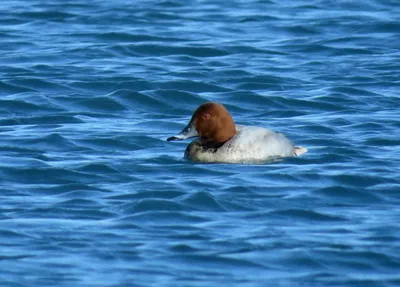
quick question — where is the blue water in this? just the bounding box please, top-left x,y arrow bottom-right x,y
1,0 -> 400,286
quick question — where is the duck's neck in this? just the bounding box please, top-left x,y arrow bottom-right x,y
201,138 -> 228,152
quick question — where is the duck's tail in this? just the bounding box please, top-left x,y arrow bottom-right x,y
293,146 -> 307,156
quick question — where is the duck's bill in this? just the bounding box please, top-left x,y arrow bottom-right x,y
167,122 -> 198,141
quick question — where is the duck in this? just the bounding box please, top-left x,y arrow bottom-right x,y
167,102 -> 307,163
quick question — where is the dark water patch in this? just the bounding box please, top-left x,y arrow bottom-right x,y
236,81 -> 289,91
27,183 -> 110,196
221,185 -> 265,195
113,79 -> 155,91
56,190 -> 111,200
255,109 -> 307,118
180,179 -> 222,190
134,120 -> 189,133
151,89 -> 205,107
265,209 -> 346,222
165,70 -> 211,80
366,184 -> 400,202
20,133 -> 83,152
322,115 -> 354,127
0,81 -> 35,95
127,44 -> 229,57
0,255 -> 35,262
270,96 -> 342,112
314,249 -> 400,273
332,47 -> 376,56
167,229 -> 212,242
75,96 -> 128,113
368,21 -> 400,34
163,253 -> 266,271
283,43 -> 335,55
179,191 -> 228,212
363,234 -> 400,244
2,40 -> 38,54
68,80 -> 118,94
365,137 -> 400,147
121,211 -> 207,225
96,32 -> 185,43
155,0 -> 186,8
0,187 -> 27,198
313,186 -> 384,205
17,207 -> 114,220
61,45 -> 116,62
53,198 -> 105,209
0,15 -> 28,26
2,167 -> 106,185
169,243 -> 199,253
217,90 -> 285,110
76,137 -> 144,152
0,65 -> 33,76
234,74 -> 303,86
157,80 -> 231,93
347,122 -> 386,131
121,199 -> 187,213
106,190 -> 184,201
7,78 -> 71,93
331,174 -> 398,188
74,162 -> 134,181
113,90 -> 169,111
223,45 -> 276,55
140,11 -> 188,21
278,250 -> 325,271
215,69 -> 252,78
130,135 -> 166,148
0,229 -> 33,241
318,153 -> 359,165
0,156 -> 49,169
75,163 -> 122,174
282,24 -> 320,35
163,54 -> 202,65
321,35 -> 382,46
238,14 -> 279,23
0,146 -> 45,160
310,93 -> 363,107
317,144 -> 370,160
297,123 -> 337,134
0,99 -> 60,115
359,159 -> 399,171
329,86 -> 383,97
31,64 -> 65,73
0,115 -> 83,126
15,10 -> 77,21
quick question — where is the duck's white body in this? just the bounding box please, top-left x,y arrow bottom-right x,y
185,125 -> 307,163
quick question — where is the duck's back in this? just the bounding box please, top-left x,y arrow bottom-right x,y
226,126 -> 295,160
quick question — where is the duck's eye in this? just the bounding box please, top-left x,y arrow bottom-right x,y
202,113 -> 211,120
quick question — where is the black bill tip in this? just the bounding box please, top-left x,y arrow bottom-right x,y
167,136 -> 180,141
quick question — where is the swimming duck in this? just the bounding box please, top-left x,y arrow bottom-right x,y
167,102 -> 307,163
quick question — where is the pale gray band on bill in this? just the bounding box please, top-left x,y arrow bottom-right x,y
167,122 -> 198,141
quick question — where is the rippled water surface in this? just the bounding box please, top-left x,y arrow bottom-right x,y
1,0 -> 400,286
